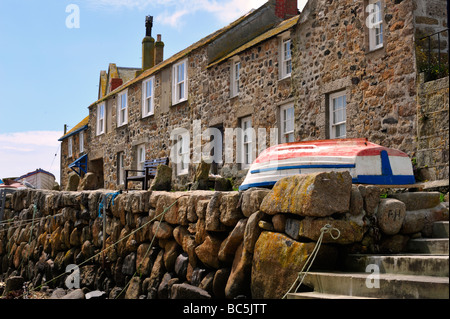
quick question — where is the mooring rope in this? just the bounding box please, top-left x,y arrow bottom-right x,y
282,224 -> 341,299
13,195 -> 187,299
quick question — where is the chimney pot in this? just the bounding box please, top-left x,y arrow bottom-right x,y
155,34 -> 164,65
275,0 -> 298,20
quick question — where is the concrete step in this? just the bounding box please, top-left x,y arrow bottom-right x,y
343,254 -> 449,277
406,238 -> 449,255
300,272 -> 449,299
433,221 -> 449,238
287,291 -> 378,299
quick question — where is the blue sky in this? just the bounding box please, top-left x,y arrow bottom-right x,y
0,0 -> 307,183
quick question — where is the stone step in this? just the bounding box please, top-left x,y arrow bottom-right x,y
300,272 -> 449,299
406,238 -> 449,255
287,291 -> 378,299
433,221 -> 449,238
343,254 -> 449,277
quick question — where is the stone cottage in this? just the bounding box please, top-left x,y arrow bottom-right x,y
59,0 -> 448,190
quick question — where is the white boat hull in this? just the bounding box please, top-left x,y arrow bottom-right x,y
239,139 -> 416,191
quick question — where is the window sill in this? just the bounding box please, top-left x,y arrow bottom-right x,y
366,45 -> 385,57
117,123 -> 128,129
172,98 -> 188,107
278,75 -> 292,83
142,113 -> 155,119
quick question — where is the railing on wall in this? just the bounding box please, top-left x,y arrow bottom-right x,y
416,28 -> 450,82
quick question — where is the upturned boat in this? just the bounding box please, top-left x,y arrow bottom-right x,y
239,138 -> 416,191
15,169 -> 56,190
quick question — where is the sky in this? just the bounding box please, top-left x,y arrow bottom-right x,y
0,0 -> 308,183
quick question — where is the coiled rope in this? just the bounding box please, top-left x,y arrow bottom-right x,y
282,224 -> 341,299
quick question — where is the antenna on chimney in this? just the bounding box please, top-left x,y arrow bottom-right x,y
145,16 -> 153,37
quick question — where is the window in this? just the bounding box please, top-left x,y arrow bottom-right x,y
118,152 -> 125,185
280,104 -> 295,143
137,144 -> 146,176
368,0 -> 383,51
231,60 -> 241,97
117,90 -> 128,127
241,116 -> 253,169
281,38 -> 292,79
79,131 -> 84,154
97,103 -> 105,135
142,77 -> 154,118
329,91 -> 347,139
68,137 -> 73,158
172,59 -> 188,105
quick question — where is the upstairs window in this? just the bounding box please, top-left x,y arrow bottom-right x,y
173,59 -> 188,105
97,103 -> 105,136
281,38 -> 292,79
367,0 -> 383,51
231,59 -> 241,97
329,91 -> 347,139
142,77 -> 155,118
117,90 -> 128,127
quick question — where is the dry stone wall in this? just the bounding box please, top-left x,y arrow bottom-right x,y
1,172 -> 448,299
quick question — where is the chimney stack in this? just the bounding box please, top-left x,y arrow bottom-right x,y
155,34 -> 164,65
274,0 -> 298,20
142,16 -> 155,71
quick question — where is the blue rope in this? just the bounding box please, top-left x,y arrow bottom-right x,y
98,191 -> 121,218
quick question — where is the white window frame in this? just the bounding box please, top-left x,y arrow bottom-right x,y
329,91 -> 347,139
368,0 -> 384,51
137,144 -> 146,175
231,59 -> 241,98
240,116 -> 253,170
142,77 -> 155,118
68,137 -> 73,158
79,131 -> 84,154
280,36 -> 292,79
118,152 -> 125,185
177,134 -> 190,176
117,90 -> 128,127
172,59 -> 188,105
97,103 -> 105,136
280,103 -> 295,144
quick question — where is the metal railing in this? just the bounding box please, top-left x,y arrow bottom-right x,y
417,28 -> 449,82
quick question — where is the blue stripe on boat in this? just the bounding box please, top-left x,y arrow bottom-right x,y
251,164 -> 356,174
353,175 -> 416,185
239,181 -> 277,191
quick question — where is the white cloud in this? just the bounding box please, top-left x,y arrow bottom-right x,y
0,131 -> 62,183
84,0 -> 308,28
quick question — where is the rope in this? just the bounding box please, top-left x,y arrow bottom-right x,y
282,224 -> 341,299
114,196 -> 185,299
98,191 -> 121,218
14,195 -> 187,299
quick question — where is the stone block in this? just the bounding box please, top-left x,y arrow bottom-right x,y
389,192 -> 441,211
260,172 -> 352,217
377,198 -> 406,235
251,232 -> 338,299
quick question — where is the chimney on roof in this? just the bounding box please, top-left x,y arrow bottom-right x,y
142,16 -> 155,71
155,34 -> 164,65
274,0 -> 298,20
110,78 -> 123,92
